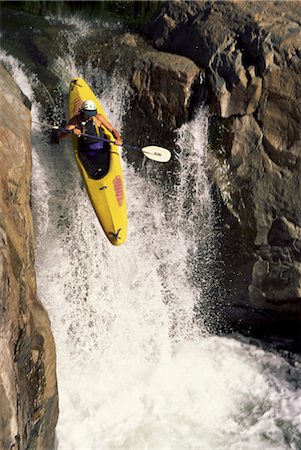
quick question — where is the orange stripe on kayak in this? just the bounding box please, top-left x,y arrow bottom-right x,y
73,97 -> 82,116
113,176 -> 124,206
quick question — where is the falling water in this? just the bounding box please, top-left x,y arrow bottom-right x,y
1,12 -> 301,450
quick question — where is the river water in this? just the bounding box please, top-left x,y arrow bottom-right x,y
1,9 -> 301,450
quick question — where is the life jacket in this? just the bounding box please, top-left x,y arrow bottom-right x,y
78,116 -> 104,153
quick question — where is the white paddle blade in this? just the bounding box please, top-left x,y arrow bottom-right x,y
142,146 -> 171,163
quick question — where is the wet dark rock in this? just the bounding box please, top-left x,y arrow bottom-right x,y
144,1 -> 301,322
1,7 -> 63,91
0,64 -> 58,449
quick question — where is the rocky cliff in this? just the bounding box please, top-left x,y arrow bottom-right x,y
0,64 -> 58,449
143,1 -> 301,325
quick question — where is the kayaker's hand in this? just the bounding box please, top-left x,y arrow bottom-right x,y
111,127 -> 122,146
73,128 -> 81,137
115,137 -> 123,146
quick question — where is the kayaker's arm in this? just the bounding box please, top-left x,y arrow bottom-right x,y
97,114 -> 123,146
60,116 -> 81,139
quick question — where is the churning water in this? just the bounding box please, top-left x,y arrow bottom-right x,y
1,12 -> 301,450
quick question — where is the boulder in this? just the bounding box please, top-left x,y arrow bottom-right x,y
0,64 -> 58,449
132,49 -> 201,128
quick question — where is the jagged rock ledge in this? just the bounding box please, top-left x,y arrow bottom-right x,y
0,64 -> 58,449
143,0 -> 301,327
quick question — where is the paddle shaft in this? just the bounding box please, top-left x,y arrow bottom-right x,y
33,122 -> 171,162
60,128 -> 141,151
52,126 -> 171,162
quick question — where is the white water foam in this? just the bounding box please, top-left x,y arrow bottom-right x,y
4,25 -> 301,450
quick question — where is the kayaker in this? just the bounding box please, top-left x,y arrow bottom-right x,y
59,99 -> 123,177
60,99 -> 123,147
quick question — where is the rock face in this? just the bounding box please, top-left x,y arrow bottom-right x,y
74,29 -> 200,138
132,49 -> 201,129
144,1 -> 301,320
0,64 -> 58,448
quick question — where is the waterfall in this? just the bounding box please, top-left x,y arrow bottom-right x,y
1,13 -> 300,450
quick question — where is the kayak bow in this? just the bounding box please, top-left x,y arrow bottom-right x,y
68,77 -> 127,246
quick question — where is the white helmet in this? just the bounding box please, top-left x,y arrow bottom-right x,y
82,100 -> 97,116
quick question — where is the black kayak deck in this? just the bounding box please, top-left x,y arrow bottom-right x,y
78,141 -> 111,180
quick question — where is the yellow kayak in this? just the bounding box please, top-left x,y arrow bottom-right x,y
68,78 -> 127,246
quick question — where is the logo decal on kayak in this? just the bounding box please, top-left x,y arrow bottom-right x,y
113,176 -> 124,206
109,228 -> 122,241
73,97 -> 82,116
